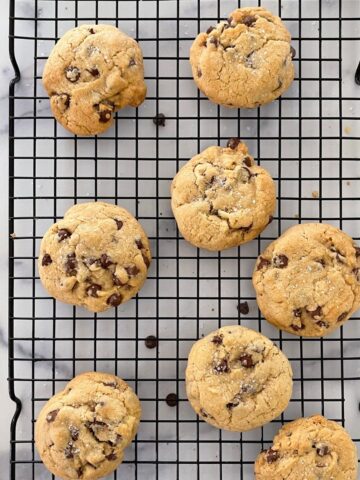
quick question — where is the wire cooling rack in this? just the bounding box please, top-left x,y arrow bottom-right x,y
8,0 -> 360,479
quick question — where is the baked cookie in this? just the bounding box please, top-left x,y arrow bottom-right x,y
190,7 -> 294,108
35,372 -> 141,480
38,202 -> 151,312
253,223 -> 360,337
185,325 -> 292,432
255,415 -> 358,480
171,139 -> 276,251
43,24 -> 146,135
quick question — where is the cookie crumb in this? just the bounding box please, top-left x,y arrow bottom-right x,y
344,125 -> 351,135
346,181 -> 351,186
10,232 -> 17,239
312,191 -> 319,199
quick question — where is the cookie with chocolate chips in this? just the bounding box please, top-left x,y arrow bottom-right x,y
35,372 -> 141,480
43,24 -> 146,136
253,223 -> 360,337
171,140 -> 275,251
185,325 -> 292,432
255,415 -> 358,480
38,201 -> 151,312
190,7 -> 294,108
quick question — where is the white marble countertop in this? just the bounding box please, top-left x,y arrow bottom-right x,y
2,1 -> 360,479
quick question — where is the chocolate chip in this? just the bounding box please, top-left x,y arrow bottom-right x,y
243,156 -> 252,167
153,113 -> 166,126
103,381 -> 117,388
57,93 -> 70,111
112,274 -> 124,287
129,57 -> 136,67
307,306 -> 323,319
135,238 -> 144,249
99,110 -> 112,123
95,100 -> 115,123
227,137 -> 241,149
290,46 -> 296,58
267,215 -> 274,225
46,409 -> 59,422
273,254 -> 289,268
88,67 -> 99,77
114,219 -> 123,230
65,66 -> 80,82
213,359 -> 230,374
106,293 -> 122,307
125,265 -> 140,276
211,334 -> 223,346
142,252 -> 150,268
86,283 -> 102,298
293,308 -> 302,317
69,425 -> 79,441
197,68 -> 202,77
106,453 -> 117,461
200,408 -> 209,417
242,15 -> 257,27
266,448 -> 280,463
209,37 -> 218,47
42,254 -> 52,266
353,267 -> 360,281
166,393 -> 178,407
239,223 -> 253,232
57,228 -> 71,242
316,320 -> 329,328
65,253 -> 77,276
64,441 -> 78,459
257,257 -> 271,270
354,246 -> 360,257
206,26 -> 215,34
337,312 -> 348,322
99,254 -> 113,269
77,467 -> 83,478
226,401 -> 239,410
145,335 -> 157,349
239,353 -> 254,368
316,444 -> 330,456
237,302 -> 249,315
291,323 -> 305,331
89,28 -> 95,34
227,17 -> 233,25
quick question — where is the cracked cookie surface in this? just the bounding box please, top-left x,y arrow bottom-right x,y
255,415 -> 358,480
171,140 -> 276,251
185,326 -> 292,432
35,372 -> 141,480
190,7 -> 294,108
253,223 -> 360,337
43,24 -> 146,135
38,201 -> 151,313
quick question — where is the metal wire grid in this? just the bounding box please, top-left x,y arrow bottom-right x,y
8,0 -> 360,479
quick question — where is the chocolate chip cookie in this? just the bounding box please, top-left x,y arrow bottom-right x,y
38,202 -> 151,312
190,7 -> 294,108
171,139 -> 276,251
185,326 -> 293,432
35,372 -> 141,480
43,24 -> 146,135
255,415 -> 358,480
253,223 -> 360,337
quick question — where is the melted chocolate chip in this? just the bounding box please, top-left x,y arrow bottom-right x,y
112,273 -> 124,287
337,311 -> 348,322
211,334 -> 223,346
142,252 -> 150,268
114,219 -> 123,230
267,215 -> 274,225
243,156 -> 252,167
293,308 -> 302,317
153,113 -> 166,126
86,283 -> 102,298
242,15 -> 257,27
88,67 -> 99,77
209,37 -> 218,47
316,320 -> 329,328
273,254 -> 289,268
316,444 -> 330,456
227,137 -> 241,149
307,306 -> 323,319
46,409 -> 59,422
65,66 -> 80,83
69,425 -> 79,441
239,223 -> 253,232
125,265 -> 140,276
257,257 -> 271,270
89,28 -> 95,34
103,381 -> 117,388
237,301 -> 249,315
206,26 -> 215,34
65,253 -> 77,276
290,46 -> 296,58
129,57 -> 136,67
213,358 -> 230,374
355,246 -> 360,257
353,267 -> 360,281
226,400 -> 239,410
77,467 -> 83,478
95,100 -> 115,123
99,109 -> 112,123
99,254 -> 113,269
291,323 -> 305,331
106,293 -> 122,307
57,228 -> 71,242
42,254 -> 52,266
197,68 -> 202,77
64,441 -> 78,459
145,335 -> 157,349
135,238 -> 144,249
166,393 -> 178,407
57,93 -> 70,110
239,353 -> 254,368
266,448 -> 280,463
106,453 -> 117,461
200,408 -> 209,417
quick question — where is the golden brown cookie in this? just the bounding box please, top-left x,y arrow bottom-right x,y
190,7 -> 295,108
171,139 -> 276,251
35,372 -> 141,480
43,24 -> 146,135
185,326 -> 293,432
38,202 -> 151,312
253,223 -> 360,337
255,415 -> 358,480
